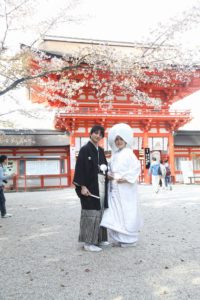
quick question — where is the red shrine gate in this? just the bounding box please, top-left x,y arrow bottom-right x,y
29,37 -> 200,184
54,107 -> 191,184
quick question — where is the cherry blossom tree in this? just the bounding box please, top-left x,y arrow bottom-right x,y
1,0 -> 200,121
0,0 -> 83,128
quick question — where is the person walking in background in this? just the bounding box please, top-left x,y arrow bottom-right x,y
159,160 -> 167,189
101,123 -> 142,248
149,157 -> 160,193
164,159 -> 172,190
0,155 -> 15,218
73,125 -> 109,252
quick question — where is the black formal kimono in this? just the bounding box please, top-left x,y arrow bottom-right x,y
73,141 -> 108,210
73,141 -> 108,244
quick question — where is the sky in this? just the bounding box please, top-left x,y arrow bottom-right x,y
1,0 -> 200,130
50,0 -> 199,44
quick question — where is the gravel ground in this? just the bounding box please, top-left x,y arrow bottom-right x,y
0,184 -> 200,300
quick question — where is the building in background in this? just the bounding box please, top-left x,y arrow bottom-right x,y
0,129 -> 200,190
174,131 -> 200,183
0,129 -> 70,191
26,36 -> 200,184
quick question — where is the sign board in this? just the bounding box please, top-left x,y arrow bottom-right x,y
5,160 -> 17,175
139,149 -> 144,159
26,160 -> 60,175
70,146 -> 76,169
180,160 -> 193,184
144,148 -> 151,169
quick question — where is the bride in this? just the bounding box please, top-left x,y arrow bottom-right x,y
101,123 -> 142,247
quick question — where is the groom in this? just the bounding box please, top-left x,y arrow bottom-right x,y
73,125 -> 109,252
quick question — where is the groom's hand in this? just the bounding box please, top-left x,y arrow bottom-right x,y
81,186 -> 91,196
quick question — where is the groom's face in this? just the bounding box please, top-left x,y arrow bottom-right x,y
90,130 -> 103,145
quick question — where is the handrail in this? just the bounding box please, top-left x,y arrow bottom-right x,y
58,108 -> 191,117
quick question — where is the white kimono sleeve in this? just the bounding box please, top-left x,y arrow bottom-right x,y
118,148 -> 141,184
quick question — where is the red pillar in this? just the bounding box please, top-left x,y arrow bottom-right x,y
168,132 -> 175,182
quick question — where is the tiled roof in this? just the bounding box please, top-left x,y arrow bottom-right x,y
0,129 -> 69,147
174,131 -> 200,146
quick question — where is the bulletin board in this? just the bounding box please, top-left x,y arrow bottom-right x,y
26,160 -> 60,175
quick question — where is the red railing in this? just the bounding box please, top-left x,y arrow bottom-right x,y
5,174 -> 70,192
57,108 -> 191,118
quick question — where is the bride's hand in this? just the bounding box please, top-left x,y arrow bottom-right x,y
107,172 -> 114,180
107,174 -> 114,180
117,178 -> 127,183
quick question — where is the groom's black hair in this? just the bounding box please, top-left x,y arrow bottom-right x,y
90,125 -> 105,138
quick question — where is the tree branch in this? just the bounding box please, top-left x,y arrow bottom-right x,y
0,0 -> 9,53
0,62 -> 85,96
6,0 -> 31,16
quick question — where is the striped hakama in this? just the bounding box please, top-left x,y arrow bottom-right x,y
79,174 -> 107,244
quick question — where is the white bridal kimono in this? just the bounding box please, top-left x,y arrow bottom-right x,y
101,147 -> 142,243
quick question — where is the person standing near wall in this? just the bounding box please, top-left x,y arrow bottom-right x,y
0,155 -> 15,218
159,160 -> 167,189
73,125 -> 109,252
164,159 -> 172,190
149,157 -> 160,193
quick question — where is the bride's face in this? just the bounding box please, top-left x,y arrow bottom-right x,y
115,136 -> 126,149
